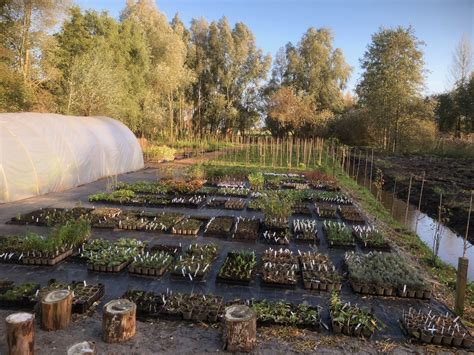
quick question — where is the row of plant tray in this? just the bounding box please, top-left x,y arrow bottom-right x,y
129,265 -> 168,277
303,280 -> 342,292
22,249 -> 73,266
331,320 -> 374,338
350,281 -> 431,299
400,315 -> 473,348
87,260 -> 131,273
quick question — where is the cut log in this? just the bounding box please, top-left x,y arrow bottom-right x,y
223,305 -> 257,352
5,312 -> 35,355
67,341 -> 96,355
102,299 -> 136,343
41,289 -> 73,331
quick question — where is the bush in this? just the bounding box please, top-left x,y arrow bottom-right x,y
143,145 -> 176,161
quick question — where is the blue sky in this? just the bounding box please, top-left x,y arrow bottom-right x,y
75,0 -> 473,95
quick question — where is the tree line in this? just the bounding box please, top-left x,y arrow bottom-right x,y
1,0 -> 473,151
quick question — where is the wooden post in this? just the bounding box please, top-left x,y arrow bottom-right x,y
67,341 -> 96,355
6,312 -> 35,355
102,299 -> 136,343
391,179 -> 397,216
369,148 -> 374,190
414,171 -> 426,233
41,289 -> 72,331
223,305 -> 256,353
455,257 -> 469,316
404,175 -> 413,226
356,149 -> 362,182
363,150 -> 368,188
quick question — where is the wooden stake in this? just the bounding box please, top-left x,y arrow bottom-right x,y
455,257 -> 469,316
6,312 -> 35,355
363,150 -> 368,187
404,175 -> 413,226
369,148 -> 374,190
41,289 -> 72,331
414,171 -> 426,233
463,190 -> 473,257
67,341 -> 96,355
102,299 -> 136,343
223,305 -> 256,352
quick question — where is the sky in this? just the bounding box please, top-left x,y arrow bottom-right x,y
75,0 -> 473,95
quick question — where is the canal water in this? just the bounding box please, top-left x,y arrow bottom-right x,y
356,176 -> 473,281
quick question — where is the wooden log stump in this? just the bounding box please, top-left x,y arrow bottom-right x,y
6,312 -> 35,355
41,289 -> 73,331
102,299 -> 136,343
67,341 -> 96,355
223,305 -> 257,352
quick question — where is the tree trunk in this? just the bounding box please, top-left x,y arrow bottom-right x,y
41,290 -> 72,331
6,312 -> 35,355
67,341 -> 96,355
223,305 -> 257,352
102,299 -> 136,343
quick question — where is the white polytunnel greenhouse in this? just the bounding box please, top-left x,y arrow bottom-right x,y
0,113 -> 144,203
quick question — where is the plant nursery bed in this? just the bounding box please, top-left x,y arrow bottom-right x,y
149,244 -> 182,256
352,225 -> 391,250
233,217 -> 260,241
216,251 -> 256,285
261,248 -> 299,288
204,216 -> 235,238
292,202 -> 312,215
72,282 -> 105,314
299,251 -> 341,291
128,251 -> 174,277
170,244 -> 218,281
400,308 -> 473,348
330,293 -> 377,338
314,203 -> 338,219
339,206 -> 365,223
22,248 -> 73,266
260,229 -> 290,245
206,198 -> 227,209
250,299 -> 321,330
323,221 -> 356,248
169,195 -> 206,208
171,218 -> 203,236
0,282 -> 40,309
87,260 -> 131,273
8,207 -> 93,226
345,251 -> 432,299
292,218 -> 319,243
215,187 -> 250,198
224,198 -> 246,210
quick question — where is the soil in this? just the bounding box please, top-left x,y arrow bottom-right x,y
1,310 -> 467,355
357,154 -> 474,243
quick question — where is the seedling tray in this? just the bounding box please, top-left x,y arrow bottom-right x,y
72,283 -> 105,314
87,260 -> 131,273
22,249 -> 73,266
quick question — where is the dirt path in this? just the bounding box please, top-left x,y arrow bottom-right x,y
0,310 -> 459,354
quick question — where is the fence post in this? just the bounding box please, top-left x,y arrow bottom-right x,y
369,148 -> 374,191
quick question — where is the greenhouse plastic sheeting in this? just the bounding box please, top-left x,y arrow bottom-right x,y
0,113 -> 144,203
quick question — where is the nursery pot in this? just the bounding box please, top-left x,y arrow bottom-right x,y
462,337 -> 473,348
432,334 -> 443,345
342,325 -> 352,336
415,290 -> 424,299
384,287 -> 393,297
441,335 -> 453,346
420,332 -> 433,344
332,322 -> 342,334
452,336 -> 464,347
376,287 -> 384,296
